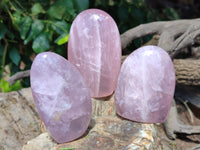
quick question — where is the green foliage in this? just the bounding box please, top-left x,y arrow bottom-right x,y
73,0 -> 89,13
32,33 -> 50,53
9,47 -> 21,66
19,16 -> 32,40
55,33 -> 69,45
0,23 -> 7,40
0,0 -> 179,91
163,8 -> 180,20
31,3 -> 45,15
0,0 -> 89,89
24,20 -> 45,45
0,79 -> 22,92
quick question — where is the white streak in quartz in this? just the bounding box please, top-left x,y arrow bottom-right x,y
142,54 -> 148,121
83,28 -> 92,39
70,25 -> 79,61
75,58 -> 99,70
91,18 -> 102,95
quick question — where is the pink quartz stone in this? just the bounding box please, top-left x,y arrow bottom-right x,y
30,52 -> 92,143
68,9 -> 121,98
114,46 -> 175,123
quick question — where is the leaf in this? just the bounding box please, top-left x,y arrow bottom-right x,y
0,22 -> 7,40
54,0 -> 74,11
51,20 -> 70,35
31,3 -> 45,15
73,0 -> 89,13
0,79 -> 22,93
55,33 -> 69,45
12,11 -> 22,31
32,33 -> 50,53
19,16 -> 33,40
47,5 -> 66,20
44,30 -> 53,41
0,79 -> 9,93
47,0 -> 74,20
24,20 -> 44,44
9,47 -> 21,66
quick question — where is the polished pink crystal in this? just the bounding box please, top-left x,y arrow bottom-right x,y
30,52 -> 92,143
114,46 -> 175,123
68,9 -> 121,98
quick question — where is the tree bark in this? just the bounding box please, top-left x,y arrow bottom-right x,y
174,59 -> 200,85
8,70 -> 30,85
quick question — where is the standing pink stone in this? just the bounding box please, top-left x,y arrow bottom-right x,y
30,52 -> 92,143
68,9 -> 121,98
115,46 -> 175,123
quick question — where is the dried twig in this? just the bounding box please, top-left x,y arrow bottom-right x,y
120,18 -> 200,58
8,70 -> 30,85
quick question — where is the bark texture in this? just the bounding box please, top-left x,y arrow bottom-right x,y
174,59 -> 200,85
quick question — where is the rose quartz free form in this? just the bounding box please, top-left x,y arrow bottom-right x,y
30,52 -> 92,143
115,46 -> 175,123
68,9 -> 121,98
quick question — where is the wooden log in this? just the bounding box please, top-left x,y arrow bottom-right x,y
174,59 -> 200,85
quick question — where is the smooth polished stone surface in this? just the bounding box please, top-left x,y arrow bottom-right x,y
30,52 -> 92,143
68,9 -> 121,98
115,46 -> 175,123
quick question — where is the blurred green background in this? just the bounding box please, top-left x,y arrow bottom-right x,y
0,0 -> 199,92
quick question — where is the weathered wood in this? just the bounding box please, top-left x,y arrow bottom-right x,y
120,18 -> 200,58
174,59 -> 200,85
0,88 -> 41,150
164,99 -> 200,140
8,70 -> 30,85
